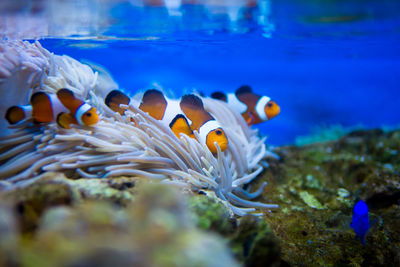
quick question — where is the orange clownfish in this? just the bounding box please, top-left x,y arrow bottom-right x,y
5,88 -> 99,129
211,85 -> 280,125
179,94 -> 228,154
105,89 -> 193,139
105,89 -> 228,153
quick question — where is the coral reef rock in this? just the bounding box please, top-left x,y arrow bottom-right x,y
261,129 -> 400,266
0,128 -> 398,266
0,177 -> 239,267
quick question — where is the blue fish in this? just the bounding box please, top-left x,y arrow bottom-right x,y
350,200 -> 370,245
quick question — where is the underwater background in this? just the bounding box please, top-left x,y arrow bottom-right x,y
1,1 -> 400,266
2,0 -> 399,145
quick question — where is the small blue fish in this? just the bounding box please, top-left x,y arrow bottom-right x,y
350,200 -> 370,245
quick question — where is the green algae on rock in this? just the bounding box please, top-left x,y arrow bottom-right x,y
299,191 -> 326,210
189,193 -> 282,266
230,216 -> 281,267
189,192 -> 235,235
260,129 -> 400,266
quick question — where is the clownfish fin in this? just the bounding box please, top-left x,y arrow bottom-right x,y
5,106 -> 30,124
141,89 -> 165,104
105,90 -> 130,115
30,92 -> 53,123
211,92 -> 227,102
56,112 -> 76,129
235,85 -> 253,96
56,88 -> 75,100
139,89 -> 167,120
246,113 -> 255,125
57,88 -> 83,113
169,114 -> 193,139
180,94 -> 204,110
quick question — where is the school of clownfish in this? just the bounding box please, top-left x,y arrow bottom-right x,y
5,85 -> 280,154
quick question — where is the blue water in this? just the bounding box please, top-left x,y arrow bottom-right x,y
39,0 -> 400,145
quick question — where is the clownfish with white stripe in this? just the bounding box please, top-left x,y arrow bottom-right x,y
211,85 -> 280,126
5,88 -> 99,129
105,89 -> 193,139
105,89 -> 228,153
180,94 -> 228,154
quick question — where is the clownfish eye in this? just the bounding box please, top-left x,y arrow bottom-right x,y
267,102 -> 273,108
85,112 -> 92,117
216,130 -> 222,135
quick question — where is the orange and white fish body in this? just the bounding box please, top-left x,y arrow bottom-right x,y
138,89 -> 194,139
105,89 -> 193,138
5,89 -> 98,129
180,94 -> 228,153
6,92 -> 69,125
211,85 -> 280,125
105,89 -> 228,153
56,89 -> 99,129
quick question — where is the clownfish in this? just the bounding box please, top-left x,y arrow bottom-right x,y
105,89 -> 228,153
5,88 -> 99,129
179,94 -> 228,154
105,89 -> 193,139
211,85 -> 280,125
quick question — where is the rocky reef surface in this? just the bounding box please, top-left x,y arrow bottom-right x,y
262,129 -> 400,266
0,128 -> 399,266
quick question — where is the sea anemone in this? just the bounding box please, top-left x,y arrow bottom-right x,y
0,41 -> 49,136
0,41 -> 278,216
